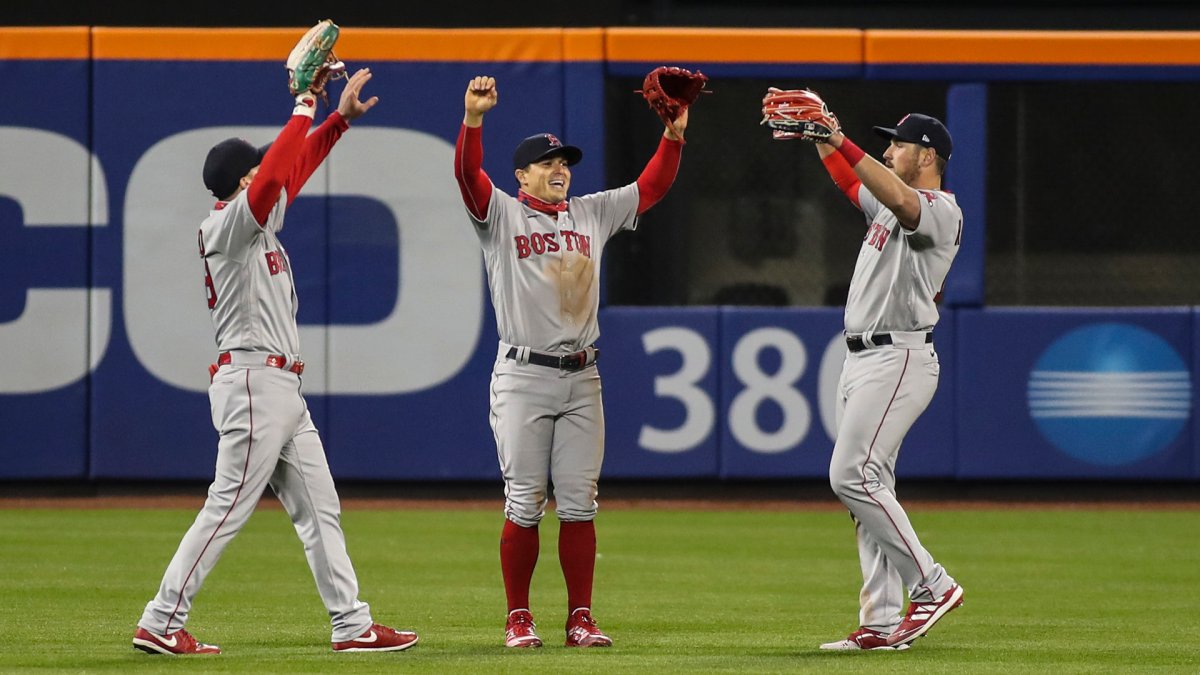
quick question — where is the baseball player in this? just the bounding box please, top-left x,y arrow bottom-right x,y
453,75 -> 688,648
132,69 -> 419,656
802,108 -> 965,650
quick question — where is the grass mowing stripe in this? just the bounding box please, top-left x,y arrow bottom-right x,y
0,507 -> 1196,672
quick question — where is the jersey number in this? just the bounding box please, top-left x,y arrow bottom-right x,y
198,229 -> 217,309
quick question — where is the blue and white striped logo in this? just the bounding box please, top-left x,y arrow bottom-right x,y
1027,323 -> 1192,466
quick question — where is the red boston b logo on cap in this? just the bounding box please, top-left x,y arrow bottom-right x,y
513,133 -> 583,170
872,113 -> 953,160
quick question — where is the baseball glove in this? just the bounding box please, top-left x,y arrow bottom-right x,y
760,87 -> 841,142
638,66 -> 709,128
287,19 -> 347,102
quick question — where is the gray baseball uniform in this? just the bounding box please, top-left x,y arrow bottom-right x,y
829,184 -> 962,632
456,92 -> 682,646
473,183 -> 640,526
138,184 -> 373,642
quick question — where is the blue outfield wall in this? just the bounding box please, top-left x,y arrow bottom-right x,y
0,58 -> 93,480
2,44 -> 1199,482
954,309 -> 1195,480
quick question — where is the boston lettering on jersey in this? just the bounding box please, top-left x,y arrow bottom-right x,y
513,231 -> 592,260
264,250 -> 289,275
864,221 -> 891,252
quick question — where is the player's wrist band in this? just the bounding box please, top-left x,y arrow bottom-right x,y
837,137 -> 866,167
293,94 -> 317,119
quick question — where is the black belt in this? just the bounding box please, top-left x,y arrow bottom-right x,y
506,347 -> 598,371
846,332 -> 933,353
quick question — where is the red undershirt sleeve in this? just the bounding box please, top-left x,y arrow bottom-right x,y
285,111 -> 350,206
454,123 -> 493,221
821,150 -> 863,210
247,113 -> 313,225
634,136 -> 683,215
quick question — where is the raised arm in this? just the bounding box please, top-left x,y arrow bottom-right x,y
246,96 -> 315,225
455,76 -> 498,220
285,68 -> 378,205
634,109 -> 687,214
762,87 -> 923,226
816,143 -> 862,209
826,131 -> 923,230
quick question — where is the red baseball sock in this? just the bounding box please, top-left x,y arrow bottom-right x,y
558,520 -> 597,612
500,519 -> 539,612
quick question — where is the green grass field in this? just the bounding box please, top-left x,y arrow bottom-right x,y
1,503 -> 1197,673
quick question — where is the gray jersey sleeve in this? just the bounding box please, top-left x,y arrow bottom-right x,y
202,190 -> 286,261
469,184 -> 508,247
856,185 -> 882,225
571,182 -> 640,239
901,189 -> 962,250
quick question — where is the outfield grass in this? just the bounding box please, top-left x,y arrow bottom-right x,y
0,503 -> 1197,673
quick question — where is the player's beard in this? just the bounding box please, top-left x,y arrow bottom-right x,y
891,155 -> 920,186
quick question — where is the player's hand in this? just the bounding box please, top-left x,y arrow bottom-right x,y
337,68 -> 379,121
464,76 -> 498,126
665,107 -> 689,142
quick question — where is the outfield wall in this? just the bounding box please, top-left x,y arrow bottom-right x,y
1,27 -> 1196,482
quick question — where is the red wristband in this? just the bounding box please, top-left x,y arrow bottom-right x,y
837,137 -> 866,167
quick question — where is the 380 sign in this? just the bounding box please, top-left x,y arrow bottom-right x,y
596,307 -> 955,479
594,308 -> 862,478
636,324 -> 845,456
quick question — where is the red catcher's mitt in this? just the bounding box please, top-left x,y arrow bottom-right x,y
639,66 -> 709,127
760,87 -> 841,142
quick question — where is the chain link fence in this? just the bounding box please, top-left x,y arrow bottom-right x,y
986,82 -> 1200,306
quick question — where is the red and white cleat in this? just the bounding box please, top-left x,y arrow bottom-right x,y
332,623 -> 419,652
505,608 -> 543,648
819,626 -> 910,651
564,608 -> 613,648
132,627 -> 221,655
887,583 -> 964,647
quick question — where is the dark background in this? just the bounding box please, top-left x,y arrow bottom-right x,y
12,1 -> 1200,29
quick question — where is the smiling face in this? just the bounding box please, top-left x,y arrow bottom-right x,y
515,152 -> 572,203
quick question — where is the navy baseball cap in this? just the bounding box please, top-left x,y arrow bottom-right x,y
512,133 -> 583,170
203,138 -> 270,199
873,114 -> 953,160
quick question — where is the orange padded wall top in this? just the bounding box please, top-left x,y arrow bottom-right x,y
92,28 -> 299,60
606,28 -> 862,64
0,28 -> 90,59
28,27 -> 1200,67
867,30 -> 1200,66
90,27 -> 603,62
